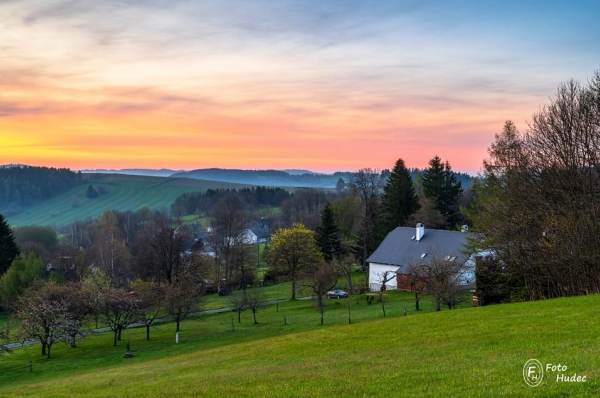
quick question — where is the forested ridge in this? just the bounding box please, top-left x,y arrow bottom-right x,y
171,186 -> 291,216
171,168 -> 472,189
0,166 -> 82,215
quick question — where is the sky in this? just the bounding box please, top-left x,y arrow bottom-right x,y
1,0 -> 598,174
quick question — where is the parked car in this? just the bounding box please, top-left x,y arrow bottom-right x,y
327,289 -> 349,299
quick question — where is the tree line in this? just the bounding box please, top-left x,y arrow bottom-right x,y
7,264 -> 210,358
170,186 -> 291,217
470,69 -> 600,304
0,166 -> 82,215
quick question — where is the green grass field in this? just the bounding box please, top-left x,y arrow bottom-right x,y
1,292 -> 599,397
6,174 -> 253,227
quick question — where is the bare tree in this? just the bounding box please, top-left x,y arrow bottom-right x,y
209,192 -> 247,285
333,255 -> 356,294
377,271 -> 396,302
228,290 -> 246,323
164,277 -> 204,341
410,248 -> 468,312
80,268 -> 111,328
230,244 -> 255,295
246,287 -> 268,324
0,328 -> 10,356
93,224 -> 131,285
148,214 -> 189,285
63,282 -> 93,348
0,313 -> 13,356
407,264 -> 426,311
15,280 -> 69,358
304,262 -> 338,325
407,196 -> 446,230
349,168 -> 382,266
130,280 -> 163,340
102,288 -> 142,346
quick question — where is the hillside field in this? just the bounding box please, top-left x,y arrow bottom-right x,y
6,174 -> 253,227
1,292 -> 599,397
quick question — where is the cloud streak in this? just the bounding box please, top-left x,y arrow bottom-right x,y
1,0 -> 599,173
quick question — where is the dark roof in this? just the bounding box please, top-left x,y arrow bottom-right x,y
366,226 -> 473,272
246,221 -> 270,239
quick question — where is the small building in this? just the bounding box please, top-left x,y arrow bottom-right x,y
367,223 -> 476,292
241,221 -> 270,244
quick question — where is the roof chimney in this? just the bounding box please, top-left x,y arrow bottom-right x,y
416,223 -> 424,241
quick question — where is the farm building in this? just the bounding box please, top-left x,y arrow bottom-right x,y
367,223 -> 477,292
241,221 -> 270,244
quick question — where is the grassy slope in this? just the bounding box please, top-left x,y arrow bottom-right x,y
1,293 -> 600,397
6,174 -> 252,227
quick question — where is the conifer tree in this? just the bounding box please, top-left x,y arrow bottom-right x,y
0,214 -> 20,276
422,156 -> 462,228
86,184 -> 98,199
375,158 -> 420,244
315,202 -> 342,262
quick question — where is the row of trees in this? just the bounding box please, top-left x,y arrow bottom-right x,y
171,186 -> 291,217
471,69 -> 600,303
11,266 -> 206,358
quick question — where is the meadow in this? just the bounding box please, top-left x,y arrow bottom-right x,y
6,174 -> 252,227
1,290 -> 599,397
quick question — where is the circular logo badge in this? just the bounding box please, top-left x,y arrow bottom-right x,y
523,359 -> 544,387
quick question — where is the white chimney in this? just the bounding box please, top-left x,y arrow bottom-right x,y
416,223 -> 424,241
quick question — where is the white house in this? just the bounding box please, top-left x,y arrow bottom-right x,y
366,223 -> 476,292
240,221 -> 270,244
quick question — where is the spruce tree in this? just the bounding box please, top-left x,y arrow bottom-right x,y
86,184 -> 98,199
375,158 -> 420,245
422,156 -> 462,228
315,202 -> 342,263
0,214 -> 20,276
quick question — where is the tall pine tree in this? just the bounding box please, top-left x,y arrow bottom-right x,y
375,158 -> 420,245
422,156 -> 462,228
315,202 -> 342,263
0,214 -> 20,276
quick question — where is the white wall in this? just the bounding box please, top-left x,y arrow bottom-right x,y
241,229 -> 258,244
368,263 -> 400,292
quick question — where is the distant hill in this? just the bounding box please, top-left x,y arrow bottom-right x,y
3,167 -> 474,226
6,174 -> 253,227
171,168 -> 353,187
283,169 -> 322,175
80,168 -> 182,177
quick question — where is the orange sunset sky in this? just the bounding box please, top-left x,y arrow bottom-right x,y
1,1 -> 599,174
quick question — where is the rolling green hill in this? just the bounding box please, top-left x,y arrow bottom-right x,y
0,293 -> 599,397
6,174 -> 253,227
